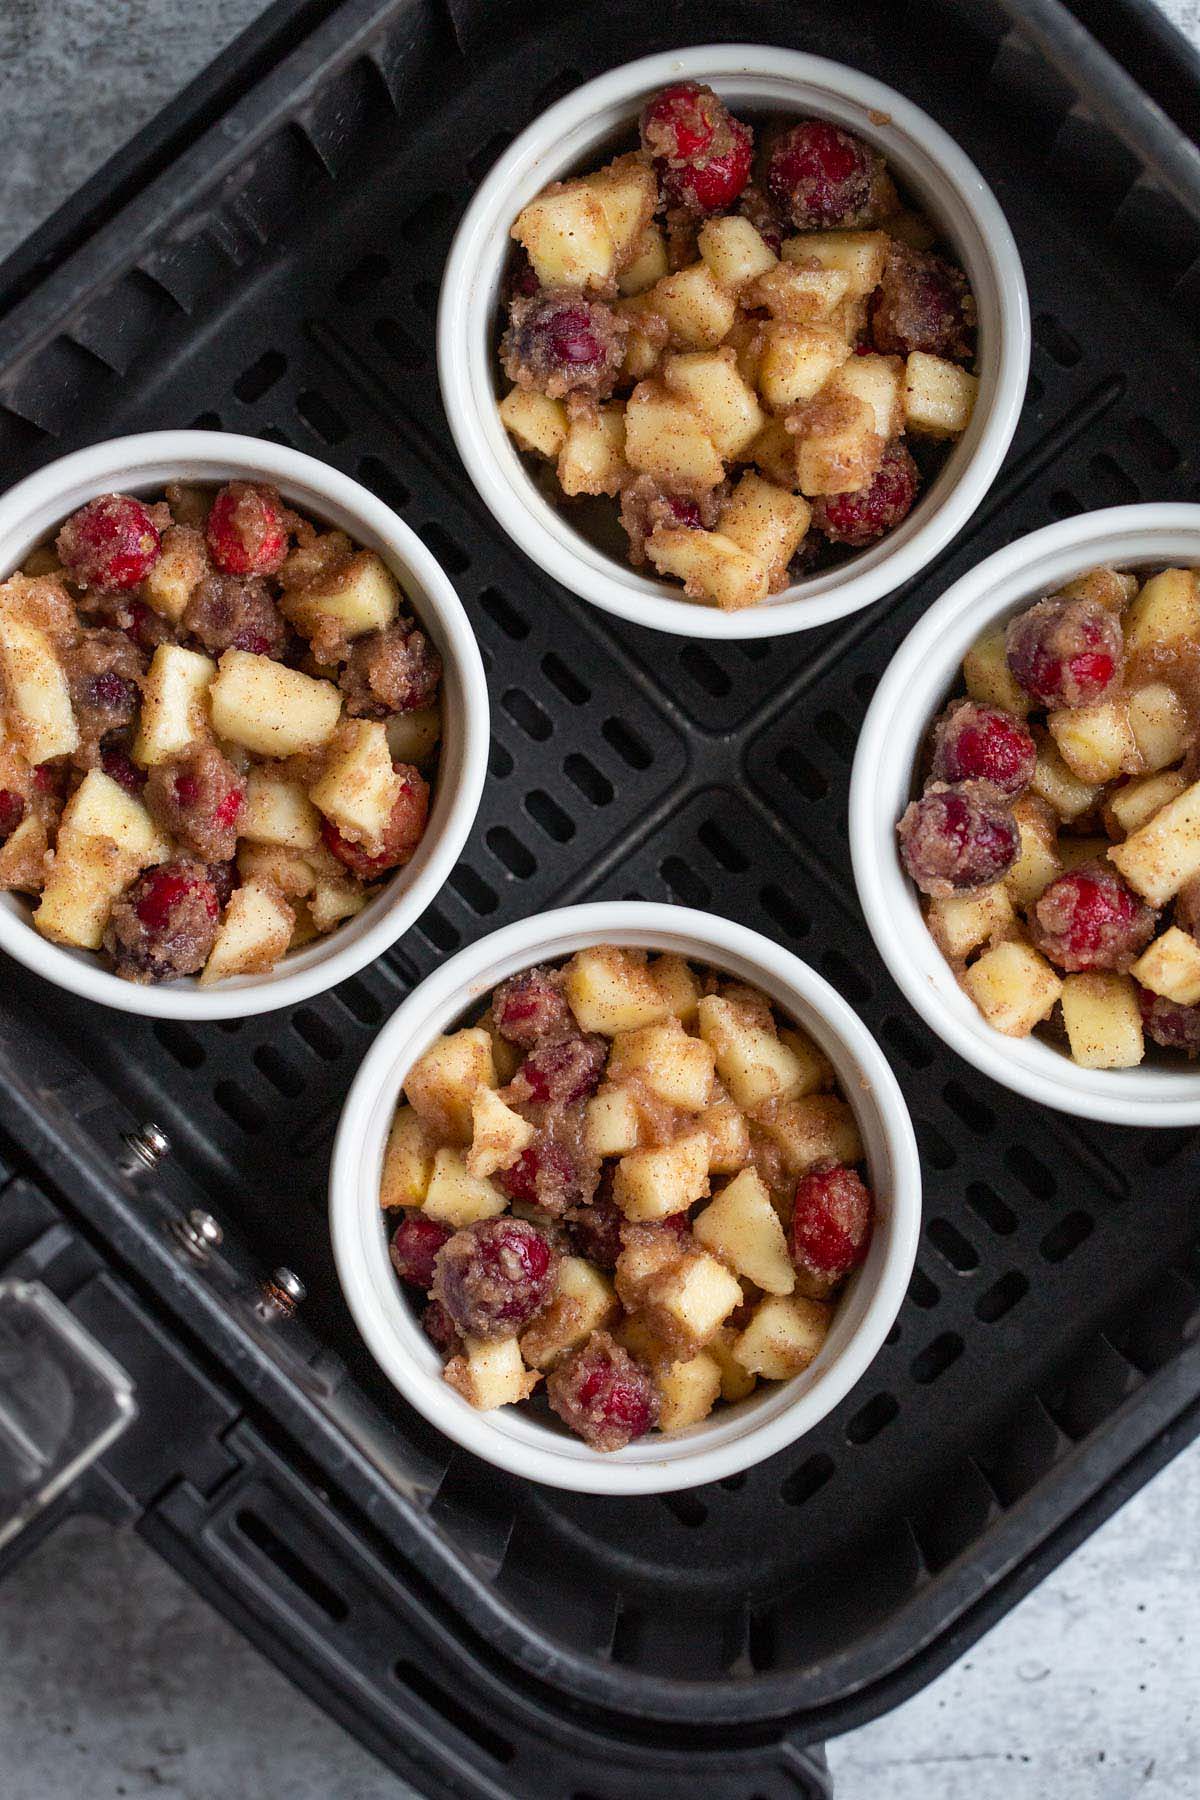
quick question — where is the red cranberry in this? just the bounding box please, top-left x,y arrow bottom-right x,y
0,790 -> 26,843
135,862 -> 220,933
1138,987 -> 1200,1053
505,249 -> 541,302
103,859 -> 221,983
930,700 -> 1036,797
898,782 -> 1020,897
1031,864 -> 1157,973
811,443 -> 920,548
213,786 -> 244,832
321,764 -> 429,879
86,671 -> 139,715
514,1033 -> 607,1107
566,1190 -> 624,1270
101,747 -> 146,794
664,495 -> 703,528
504,292 -> 625,399
56,494 -> 161,591
32,764 -> 64,796
205,482 -> 288,576
765,119 -> 886,229
123,599 -> 172,654
790,1163 -> 873,1284
640,81 -> 753,214
421,1299 -> 460,1358
207,860 -> 238,908
1006,596 -> 1123,708
546,1330 -> 660,1451
870,243 -> 975,362
433,1217 -> 557,1340
497,1136 -> 584,1217
389,1212 -> 453,1290
492,965 -> 571,1047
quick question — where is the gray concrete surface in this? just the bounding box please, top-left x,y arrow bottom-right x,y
1,2 -> 1199,1796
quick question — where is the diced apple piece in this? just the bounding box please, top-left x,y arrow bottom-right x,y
928,883 -> 1017,960
34,837 -> 135,950
308,877 -> 367,933
309,719 -> 401,847
709,1327 -> 757,1402
613,1131 -> 710,1221
826,352 -> 905,441
1127,684 -> 1189,772
1109,778 -> 1200,904
499,387 -> 568,460
794,393 -> 882,497
0,813 -> 47,894
1005,794 -> 1062,906
141,524 -> 206,623
650,262 -> 739,348
210,651 -> 341,757
405,1027 -> 497,1143
1061,971 -> 1144,1069
557,404 -> 628,498
779,1026 -> 835,1094
757,1094 -> 864,1178
563,945 -> 671,1034
64,769 -> 169,866
1046,699 -> 1138,783
445,1335 -> 538,1409
236,843 -> 316,898
385,706 -> 441,767
698,214 -> 778,288
581,154 -> 657,266
242,767 -> 321,850
512,183 -> 614,291
465,1086 -> 534,1180
662,348 -> 765,458
719,473 -> 811,587
700,1098 -> 751,1173
744,263 -> 850,323
697,993 -> 809,1109
1060,567 -> 1138,612
650,952 -> 701,1023
609,1019 -> 716,1111
616,292 -> 666,382
903,352 -> 978,436
647,527 -> 770,612
380,1105 -> 438,1208
421,1147 -> 508,1228
964,626 -> 1032,717
1107,768 -> 1187,837
747,417 -> 800,488
132,643 -> 215,767
757,322 -> 850,411
584,1085 -> 641,1156
283,550 -> 401,645
623,381 -> 725,489
519,1257 -> 618,1372
694,1167 -> 794,1295
963,940 -> 1063,1036
199,879 -> 294,984
782,229 -> 889,294
1123,567 -> 1200,653
1131,926 -> 1200,1005
617,223 -> 669,296
1030,729 -> 1102,821
0,614 -> 78,764
657,1351 -> 723,1432
648,1248 -> 743,1347
732,1293 -> 831,1380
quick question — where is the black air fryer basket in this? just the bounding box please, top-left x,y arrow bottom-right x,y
1,2 -> 1199,1796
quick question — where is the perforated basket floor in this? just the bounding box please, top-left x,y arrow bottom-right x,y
1,0 -> 1199,1755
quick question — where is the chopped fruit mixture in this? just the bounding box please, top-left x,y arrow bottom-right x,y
498,83 -> 978,611
0,482 -> 443,984
899,563 -> 1200,1066
380,946 -> 876,1448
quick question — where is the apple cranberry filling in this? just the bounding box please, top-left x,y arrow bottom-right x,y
899,564 -> 1200,1065
0,482 -> 442,984
497,83 -> 979,611
379,946 -> 876,1449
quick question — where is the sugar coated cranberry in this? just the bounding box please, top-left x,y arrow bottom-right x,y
566,1190 -> 624,1270
421,1299 -> 460,1358
207,860 -> 238,909
321,764 -> 430,879
56,495 -> 161,591
100,746 -> 146,794
546,1329 -> 660,1452
135,862 -> 219,933
497,1136 -> 584,1217
0,790 -> 26,843
205,482 -> 289,576
765,119 -> 886,229
433,1217 -> 557,1340
103,859 -> 220,983
515,1033 -> 607,1107
1031,863 -> 1156,972
812,443 -> 919,548
1139,987 -> 1200,1053
898,782 -> 1020,897
791,1163 -> 874,1286
640,81 -> 753,214
492,964 -> 571,1047
930,699 -> 1036,797
1006,596 -> 1123,708
664,495 -> 703,528
870,243 -> 975,362
389,1212 -> 452,1290
502,292 -> 625,400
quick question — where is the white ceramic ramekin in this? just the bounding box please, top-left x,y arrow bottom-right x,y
438,43 -> 1029,641
0,431 -> 489,1020
330,903 -> 921,1495
851,504 -> 1200,1128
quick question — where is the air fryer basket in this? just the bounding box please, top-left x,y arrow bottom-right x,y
0,0 -> 1199,1793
